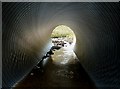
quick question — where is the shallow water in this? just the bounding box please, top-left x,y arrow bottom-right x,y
13,46 -> 96,89
52,47 -> 77,65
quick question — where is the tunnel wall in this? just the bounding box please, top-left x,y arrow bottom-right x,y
2,2 -> 120,88
2,3 -> 53,87
0,1 -> 2,88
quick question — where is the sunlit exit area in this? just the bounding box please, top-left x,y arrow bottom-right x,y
51,25 -> 77,65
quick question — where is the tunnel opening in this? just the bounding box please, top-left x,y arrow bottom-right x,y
50,25 -> 77,65
51,25 -> 76,49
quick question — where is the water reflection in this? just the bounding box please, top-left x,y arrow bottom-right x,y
51,45 -> 77,65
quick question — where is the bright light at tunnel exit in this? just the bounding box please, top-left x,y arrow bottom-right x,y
51,25 -> 76,51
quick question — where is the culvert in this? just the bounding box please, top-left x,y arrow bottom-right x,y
2,2 -> 120,88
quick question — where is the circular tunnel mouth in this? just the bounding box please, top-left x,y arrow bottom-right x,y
50,25 -> 77,65
51,25 -> 76,50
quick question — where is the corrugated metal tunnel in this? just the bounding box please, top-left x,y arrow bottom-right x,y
2,2 -> 120,88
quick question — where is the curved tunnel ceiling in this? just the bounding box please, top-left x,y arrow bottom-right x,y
2,2 -> 120,88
